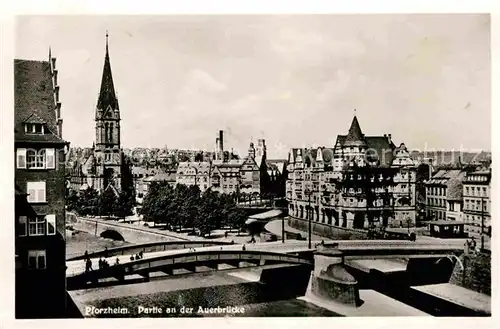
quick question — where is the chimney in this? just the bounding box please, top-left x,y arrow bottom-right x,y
387,134 -> 392,143
219,130 -> 224,160
51,57 -> 56,70
215,138 -> 220,160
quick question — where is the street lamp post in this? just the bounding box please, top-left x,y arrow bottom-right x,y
305,188 -> 312,249
282,213 -> 285,243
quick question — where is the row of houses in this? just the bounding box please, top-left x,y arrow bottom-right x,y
133,133 -> 287,204
425,167 -> 491,239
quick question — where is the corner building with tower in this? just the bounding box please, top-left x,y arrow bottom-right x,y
286,115 -> 417,231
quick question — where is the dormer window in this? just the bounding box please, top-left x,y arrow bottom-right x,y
25,123 -> 44,134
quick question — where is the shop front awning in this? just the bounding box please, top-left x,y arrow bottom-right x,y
245,209 -> 283,224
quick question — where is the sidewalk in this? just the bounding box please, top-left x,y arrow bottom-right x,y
73,213 -> 261,245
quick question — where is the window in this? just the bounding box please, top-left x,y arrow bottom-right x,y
28,216 -> 46,236
18,216 -> 27,236
25,123 -> 44,134
25,149 -> 55,169
27,181 -> 46,203
28,250 -> 46,270
46,214 -> 56,235
17,148 -> 26,168
46,148 -> 55,169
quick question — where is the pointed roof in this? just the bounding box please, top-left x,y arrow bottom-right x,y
96,32 -> 119,112
14,59 -> 66,144
345,115 -> 364,143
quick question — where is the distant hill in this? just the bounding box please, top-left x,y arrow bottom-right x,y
410,150 -> 491,167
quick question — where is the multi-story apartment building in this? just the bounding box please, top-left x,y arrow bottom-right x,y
211,160 -> 244,194
176,162 -> 211,192
463,168 -> 491,239
15,52 -> 69,318
286,115 -> 417,230
425,169 -> 466,221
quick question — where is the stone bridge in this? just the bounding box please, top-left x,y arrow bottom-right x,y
67,214 -> 189,244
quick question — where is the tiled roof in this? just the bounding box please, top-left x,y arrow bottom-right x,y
365,136 -> 395,167
426,169 -> 466,199
145,172 -> 176,182
344,115 -> 365,143
14,59 -> 65,144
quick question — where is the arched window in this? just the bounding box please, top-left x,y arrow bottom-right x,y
109,123 -> 114,143
104,123 -> 109,144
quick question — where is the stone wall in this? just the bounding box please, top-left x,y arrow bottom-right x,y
288,217 -> 366,240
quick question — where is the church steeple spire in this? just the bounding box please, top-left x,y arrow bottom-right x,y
96,31 -> 119,115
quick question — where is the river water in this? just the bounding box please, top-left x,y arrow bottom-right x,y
67,230 -> 340,317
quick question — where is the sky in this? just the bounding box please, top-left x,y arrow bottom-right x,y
15,14 -> 491,159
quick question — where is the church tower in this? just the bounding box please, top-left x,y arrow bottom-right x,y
94,32 -> 122,191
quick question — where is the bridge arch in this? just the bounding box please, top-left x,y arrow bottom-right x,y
100,229 -> 125,241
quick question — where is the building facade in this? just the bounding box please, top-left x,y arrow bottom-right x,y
425,169 -> 466,221
68,33 -> 124,194
14,52 -> 69,318
463,168 -> 491,239
176,162 -> 211,192
286,115 -> 417,230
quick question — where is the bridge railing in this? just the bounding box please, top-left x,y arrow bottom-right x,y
67,240 -> 236,261
69,250 -> 312,280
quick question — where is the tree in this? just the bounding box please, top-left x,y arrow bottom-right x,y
227,208 -> 247,232
119,155 -> 136,217
99,187 -> 117,218
67,189 -> 79,211
195,189 -> 220,237
78,187 -> 100,216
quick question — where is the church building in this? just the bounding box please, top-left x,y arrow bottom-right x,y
68,33 -> 124,194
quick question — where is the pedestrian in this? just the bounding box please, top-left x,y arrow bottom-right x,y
464,239 -> 471,255
139,251 -> 143,259
104,247 -> 109,258
130,255 -> 134,261
242,244 -> 246,251
98,257 -> 103,269
84,250 -> 89,260
115,257 -> 120,266
135,254 -> 140,260
225,231 -> 228,238
86,258 -> 93,272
